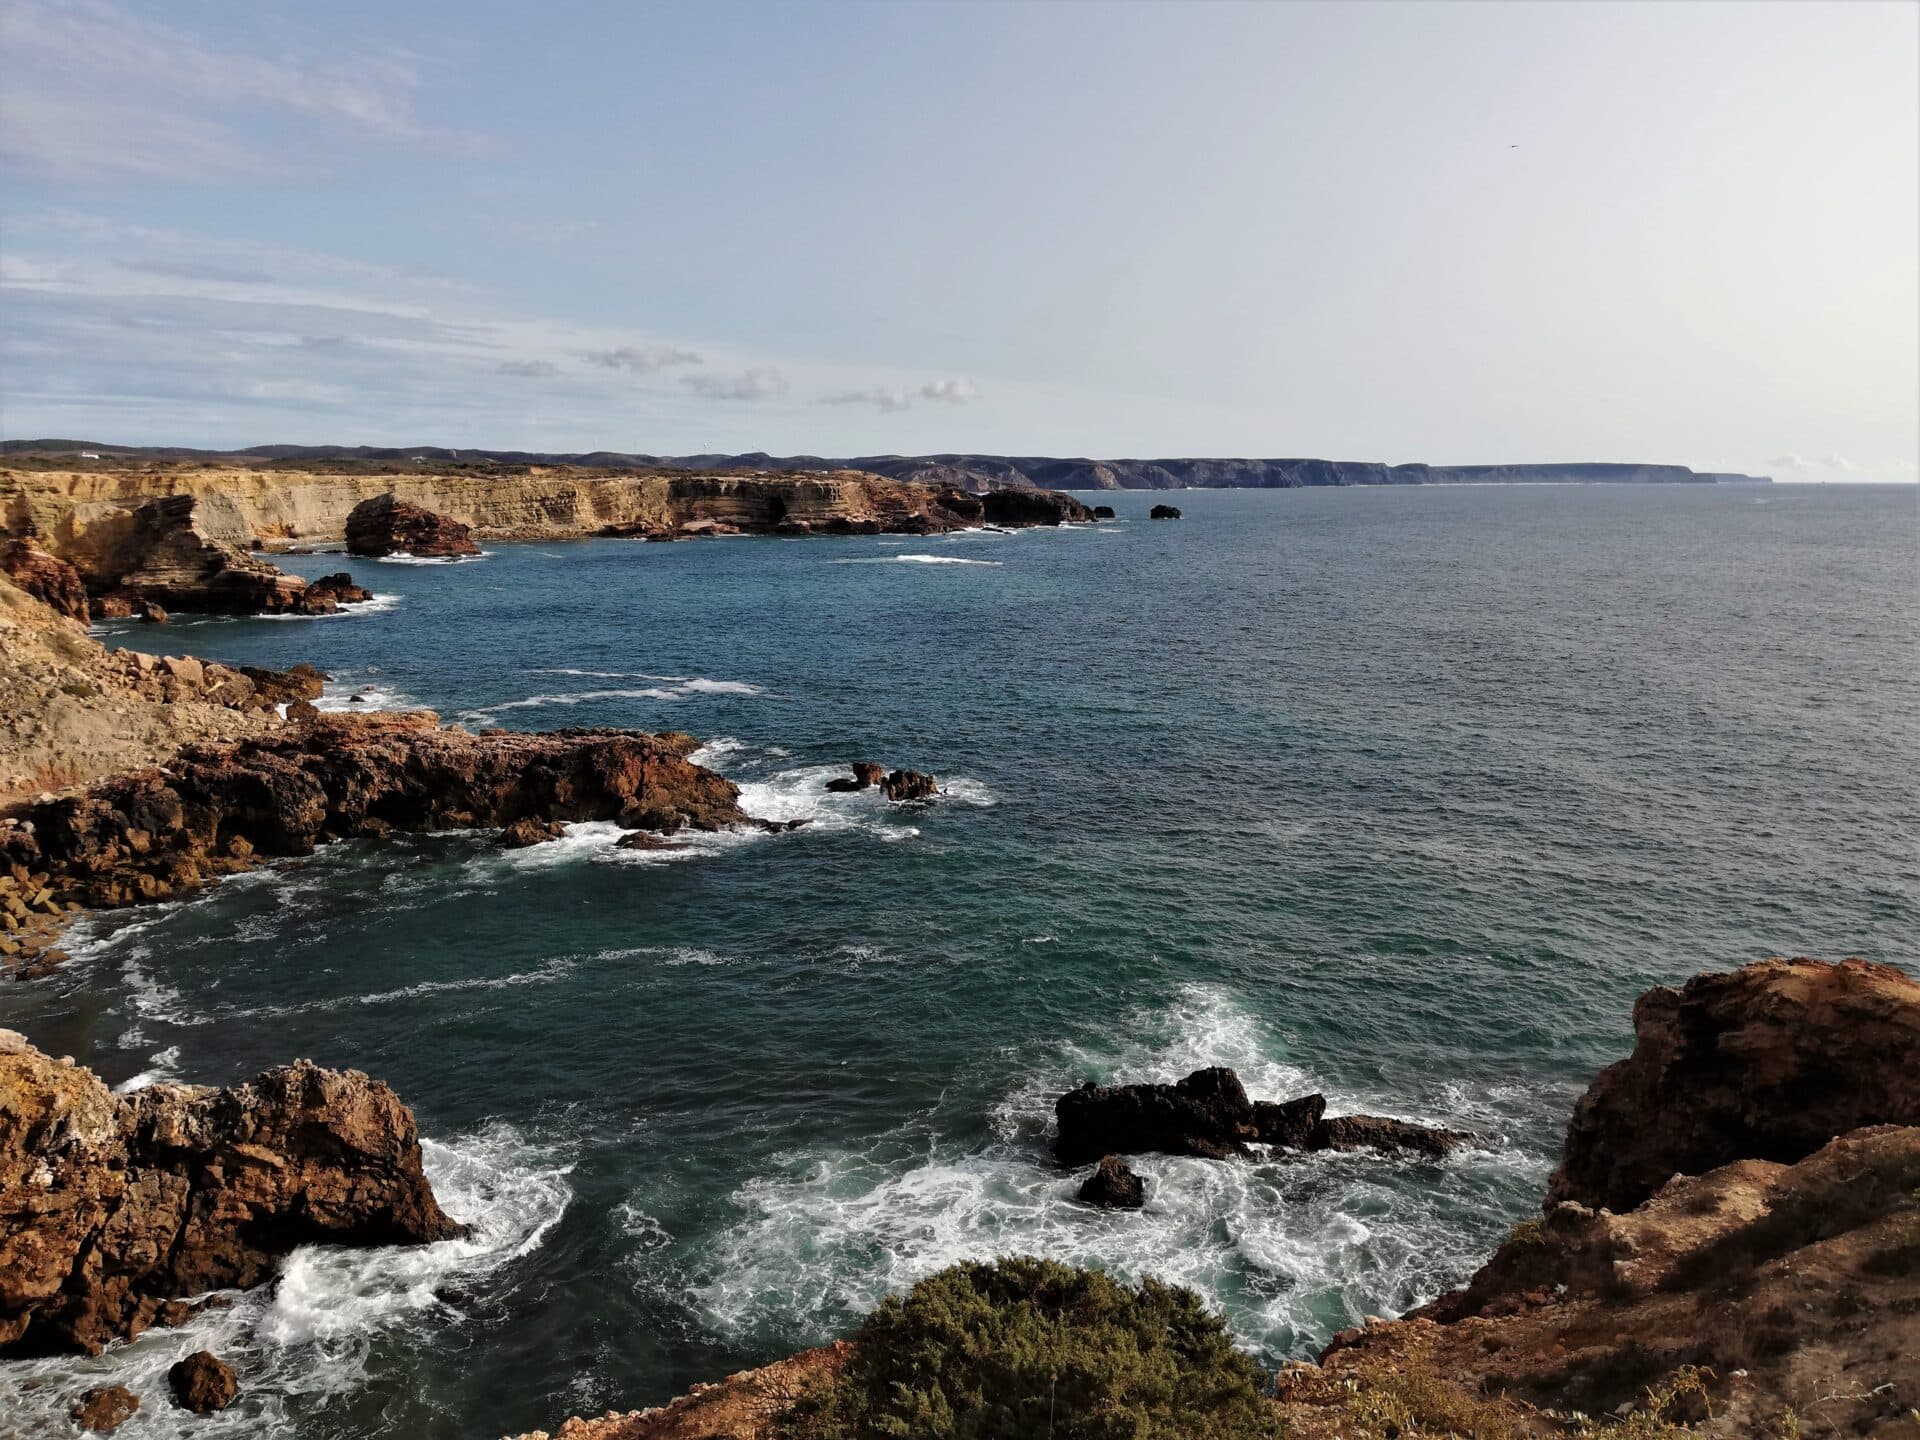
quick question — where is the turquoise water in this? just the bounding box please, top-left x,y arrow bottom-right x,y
4,484 -> 1916,1439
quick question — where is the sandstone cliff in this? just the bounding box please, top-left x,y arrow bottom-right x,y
0,1029 -> 460,1356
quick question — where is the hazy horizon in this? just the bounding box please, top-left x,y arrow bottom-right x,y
2,0 -> 1915,482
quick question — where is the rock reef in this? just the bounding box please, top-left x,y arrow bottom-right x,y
1054,1066 -> 1469,1167
0,1029 -> 460,1356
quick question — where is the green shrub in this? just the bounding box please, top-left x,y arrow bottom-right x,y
776,1257 -> 1283,1440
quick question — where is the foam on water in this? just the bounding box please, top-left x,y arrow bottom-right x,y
255,593 -> 404,621
458,678 -> 764,723
0,1124 -> 570,1439
829,554 -> 1003,567
368,551 -> 491,565
674,984 -> 1533,1361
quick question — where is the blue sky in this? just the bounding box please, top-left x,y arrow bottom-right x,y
1,0 -> 1915,478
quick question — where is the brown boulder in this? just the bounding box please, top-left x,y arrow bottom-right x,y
881,769 -> 938,802
345,494 -> 481,558
500,816 -> 566,847
1547,957 -> 1920,1212
825,761 -> 886,793
70,1384 -> 140,1431
0,1029 -> 461,1356
1076,1155 -> 1146,1209
168,1351 -> 238,1413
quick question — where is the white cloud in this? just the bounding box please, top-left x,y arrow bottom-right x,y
819,377 -> 979,413
0,0 -> 450,180
583,344 -> 702,374
682,367 -> 789,401
919,377 -> 979,404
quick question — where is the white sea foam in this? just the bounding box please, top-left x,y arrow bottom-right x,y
255,592 -> 403,621
369,551 -> 491,565
830,554 -> 1002,567
678,984 -> 1528,1361
459,678 -> 764,723
315,676 -> 417,713
115,1046 -> 183,1091
0,1123 -> 571,1438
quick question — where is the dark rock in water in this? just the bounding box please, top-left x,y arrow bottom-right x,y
135,602 -> 167,623
1092,505 -> 1116,519
1077,1155 -> 1146,1209
616,830 -> 688,850
306,572 -> 373,607
499,816 -> 565,847
1315,1113 -> 1468,1159
0,1030 -> 461,1357
1548,957 -> 1920,1214
1056,1066 -> 1257,1166
1253,1092 -> 1327,1148
1149,504 -> 1183,520
168,1352 -> 237,1413
70,1385 -> 140,1432
826,761 -> 886,793
978,488 -> 1095,527
881,769 -> 938,802
345,493 -> 480,558
1056,1066 -> 1467,1167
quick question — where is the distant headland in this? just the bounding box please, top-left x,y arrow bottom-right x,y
0,440 -> 1772,490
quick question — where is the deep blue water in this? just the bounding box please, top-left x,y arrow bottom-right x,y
3,483 -> 1916,1439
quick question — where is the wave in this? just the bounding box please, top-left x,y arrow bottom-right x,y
675,985 -> 1532,1362
256,592 -> 404,621
0,1123 -> 571,1438
315,676 -> 418,713
829,554 -> 1003,567
368,551 -> 491,565
459,678 -> 764,723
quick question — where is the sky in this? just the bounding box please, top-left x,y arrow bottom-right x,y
0,0 -> 1915,479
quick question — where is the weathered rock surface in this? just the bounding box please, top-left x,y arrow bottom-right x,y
880,769 -> 938,802
1149,503 -> 1182,519
1076,1154 -> 1146,1209
976,487 -> 1096,526
1548,956 -> 1920,1213
0,714 -> 756,911
0,1029 -> 460,1356
500,816 -> 566,847
168,1351 -> 239,1413
824,761 -> 886,793
2,538 -> 90,623
70,1384 -> 141,1431
1054,1067 -> 1468,1167
346,493 -> 480,557
503,1345 -> 851,1440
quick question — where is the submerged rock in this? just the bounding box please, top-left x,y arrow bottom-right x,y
70,1385 -> 140,1432
1077,1155 -> 1146,1209
168,1352 -> 238,1413
1548,956 -> 1920,1213
0,1030 -> 461,1356
1054,1067 -> 1468,1167
345,493 -> 481,558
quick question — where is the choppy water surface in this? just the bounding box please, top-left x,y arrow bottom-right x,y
4,484 -> 1916,1438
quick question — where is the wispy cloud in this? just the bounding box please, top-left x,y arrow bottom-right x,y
1771,452 -> 1918,476
0,0 -> 456,180
497,359 -> 559,378
821,377 -> 979,413
682,367 -> 789,401
583,344 -> 702,374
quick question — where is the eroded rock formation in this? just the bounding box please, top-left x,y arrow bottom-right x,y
1,538 -> 90,623
1,713 -> 758,910
1053,1066 -> 1469,1167
346,493 -> 481,557
881,769 -> 938,802
1149,504 -> 1182,520
0,1030 -> 461,1356
1076,1155 -> 1146,1209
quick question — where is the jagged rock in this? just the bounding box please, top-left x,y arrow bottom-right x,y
345,493 -> 481,558
306,572 -> 373,607
1,539 -> 90,623
86,495 -> 363,616
0,1030 -> 461,1356
1077,1155 -> 1146,1209
1055,1068 -> 1468,1167
70,1385 -> 140,1431
1548,957 -> 1920,1213
615,831 -> 689,851
1091,505 -> 1116,519
238,661 -> 327,708
500,816 -> 565,847
0,714 -> 752,911
977,488 -> 1094,527
168,1352 -> 238,1413
881,769 -> 937,802
1149,504 -> 1182,520
136,601 -> 166,623
825,761 -> 886,793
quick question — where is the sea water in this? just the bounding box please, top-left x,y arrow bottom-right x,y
3,483 -> 1915,1438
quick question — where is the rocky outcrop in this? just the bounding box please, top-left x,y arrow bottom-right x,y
504,1345 -> 851,1440
346,493 -> 481,557
168,1351 -> 239,1413
1547,956 -> 1920,1213
1,538 -> 90,623
824,761 -> 885,793
0,1030 -> 461,1356
1149,504 -> 1182,520
500,816 -> 566,847
1076,1155 -> 1146,1209
976,487 -> 1095,526
880,769 -> 937,802
1053,1067 -> 1469,1167
0,713 -> 758,911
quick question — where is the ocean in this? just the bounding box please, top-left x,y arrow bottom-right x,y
4,482 -> 1915,1438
